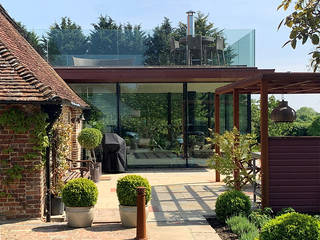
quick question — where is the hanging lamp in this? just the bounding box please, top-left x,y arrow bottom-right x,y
270,96 -> 296,123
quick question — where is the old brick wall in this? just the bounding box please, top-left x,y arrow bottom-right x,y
0,104 -> 45,219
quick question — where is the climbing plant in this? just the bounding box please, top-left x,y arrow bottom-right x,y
51,117 -> 72,196
0,108 -> 49,199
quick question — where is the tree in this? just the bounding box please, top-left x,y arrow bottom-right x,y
15,22 -> 46,58
278,0 -> 320,71
144,17 -> 173,65
296,106 -> 319,122
251,96 -> 294,140
307,116 -> 320,135
88,16 -> 145,56
144,12 -> 236,66
46,17 -> 88,65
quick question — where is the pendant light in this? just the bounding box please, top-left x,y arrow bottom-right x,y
270,95 -> 296,123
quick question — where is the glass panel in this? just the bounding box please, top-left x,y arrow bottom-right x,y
120,83 -> 184,167
187,83 -> 229,167
33,28 -> 255,67
69,84 -> 117,132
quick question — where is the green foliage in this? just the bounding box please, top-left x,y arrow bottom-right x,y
208,127 -> 258,189
88,15 -> 145,55
62,178 -> 98,207
296,107 -> 319,123
308,116 -> 320,136
278,0 -> 320,71
144,12 -> 236,66
77,128 -> 102,150
46,17 -> 88,65
260,212 -> 320,240
249,208 -> 273,228
276,207 -> 296,216
116,175 -> 151,206
226,215 -> 259,240
0,108 -> 49,199
215,190 -> 251,223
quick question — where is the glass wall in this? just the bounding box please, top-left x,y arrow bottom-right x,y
120,83 -> 184,167
34,28 -> 255,67
69,82 -> 251,168
70,84 -> 117,132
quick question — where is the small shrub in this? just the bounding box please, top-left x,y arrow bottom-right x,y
62,178 -> 98,207
116,175 -> 151,206
260,212 -> 320,240
249,209 -> 272,229
215,190 -> 251,222
226,215 -> 259,240
276,207 -> 295,216
77,128 -> 102,149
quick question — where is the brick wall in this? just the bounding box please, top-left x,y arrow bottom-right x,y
0,104 -> 45,219
61,106 -> 83,161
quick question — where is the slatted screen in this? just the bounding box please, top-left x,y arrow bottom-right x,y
268,137 -> 320,213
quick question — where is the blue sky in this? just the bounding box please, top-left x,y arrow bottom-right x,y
1,0 -> 319,111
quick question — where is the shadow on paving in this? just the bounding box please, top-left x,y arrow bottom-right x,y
32,222 -> 133,233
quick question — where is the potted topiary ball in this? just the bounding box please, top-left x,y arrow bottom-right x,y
116,175 -> 151,227
62,178 -> 98,227
78,128 -> 103,182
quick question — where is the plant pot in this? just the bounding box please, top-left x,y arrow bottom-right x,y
51,196 -> 64,215
65,206 -> 95,228
119,205 -> 149,227
90,163 -> 101,183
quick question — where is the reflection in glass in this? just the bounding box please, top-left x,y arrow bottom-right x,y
120,83 -> 184,167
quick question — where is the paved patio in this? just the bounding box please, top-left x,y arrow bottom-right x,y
0,169 -> 227,240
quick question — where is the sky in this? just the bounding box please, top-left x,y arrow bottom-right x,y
1,0 -> 320,111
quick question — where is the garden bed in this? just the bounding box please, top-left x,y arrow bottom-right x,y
206,216 -> 238,240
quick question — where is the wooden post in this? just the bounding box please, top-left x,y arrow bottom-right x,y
260,80 -> 269,208
136,187 -> 147,240
214,94 -> 220,182
233,89 -> 240,190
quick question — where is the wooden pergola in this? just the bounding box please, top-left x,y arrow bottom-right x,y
214,72 -> 320,209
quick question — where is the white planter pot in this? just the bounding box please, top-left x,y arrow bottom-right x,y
119,205 -> 149,227
65,206 -> 95,228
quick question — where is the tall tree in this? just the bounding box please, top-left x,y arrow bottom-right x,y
88,16 -> 145,56
144,17 -> 173,65
144,12 -> 236,66
278,0 -> 320,71
46,17 -> 88,65
88,15 -> 119,54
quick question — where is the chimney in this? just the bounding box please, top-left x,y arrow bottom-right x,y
186,10 -> 195,36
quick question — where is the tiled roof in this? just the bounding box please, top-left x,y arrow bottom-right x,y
0,5 -> 88,107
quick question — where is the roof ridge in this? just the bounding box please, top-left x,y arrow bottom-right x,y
0,41 -> 58,101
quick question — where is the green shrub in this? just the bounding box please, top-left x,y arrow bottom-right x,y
249,209 -> 273,228
116,175 -> 151,206
226,215 -> 259,240
260,212 -> 320,240
77,128 -> 102,149
62,178 -> 98,207
215,190 -> 251,222
276,207 -> 295,216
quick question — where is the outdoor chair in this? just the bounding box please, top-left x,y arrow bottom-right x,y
63,158 -> 93,182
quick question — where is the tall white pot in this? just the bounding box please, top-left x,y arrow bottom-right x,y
66,206 -> 95,228
119,205 -> 149,227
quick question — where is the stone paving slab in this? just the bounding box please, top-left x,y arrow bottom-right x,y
0,169 -> 226,240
